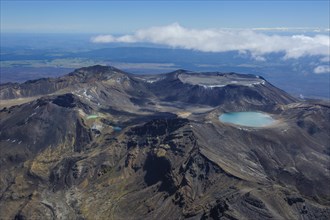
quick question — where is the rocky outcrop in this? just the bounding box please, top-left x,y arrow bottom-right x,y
0,66 -> 329,219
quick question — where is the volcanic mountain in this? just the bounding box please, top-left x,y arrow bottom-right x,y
0,65 -> 329,220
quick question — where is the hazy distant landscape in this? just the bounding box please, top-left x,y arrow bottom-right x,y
1,32 -> 329,99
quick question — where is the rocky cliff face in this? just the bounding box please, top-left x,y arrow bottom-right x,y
0,65 -> 329,219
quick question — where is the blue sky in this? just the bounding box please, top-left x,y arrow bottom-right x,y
1,1 -> 329,33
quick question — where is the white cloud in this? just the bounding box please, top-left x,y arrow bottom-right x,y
314,65 -> 330,74
251,54 -> 266,62
92,35 -> 116,43
320,56 -> 330,63
91,23 -> 330,59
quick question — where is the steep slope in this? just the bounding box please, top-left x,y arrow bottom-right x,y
146,70 -> 296,109
1,66 -> 297,110
0,65 -> 126,99
0,65 -> 329,220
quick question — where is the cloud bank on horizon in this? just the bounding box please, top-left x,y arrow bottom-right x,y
91,23 -> 330,61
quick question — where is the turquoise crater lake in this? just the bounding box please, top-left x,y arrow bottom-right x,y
219,112 -> 276,127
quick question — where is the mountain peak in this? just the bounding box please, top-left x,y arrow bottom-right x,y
68,65 -> 127,79
1,65 -> 329,220
76,65 -> 121,73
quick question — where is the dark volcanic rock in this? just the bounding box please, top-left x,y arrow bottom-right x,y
0,65 -> 329,220
52,93 -> 77,108
209,200 -> 230,219
148,70 -> 296,108
128,118 -> 189,137
0,65 -> 129,99
0,94 -> 92,155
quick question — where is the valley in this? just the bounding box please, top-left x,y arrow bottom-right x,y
0,65 -> 329,219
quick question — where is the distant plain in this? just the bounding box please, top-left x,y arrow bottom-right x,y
1,33 -> 329,99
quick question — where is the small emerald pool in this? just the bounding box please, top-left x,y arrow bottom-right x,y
113,126 -> 122,132
86,115 -> 99,120
219,112 -> 275,127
